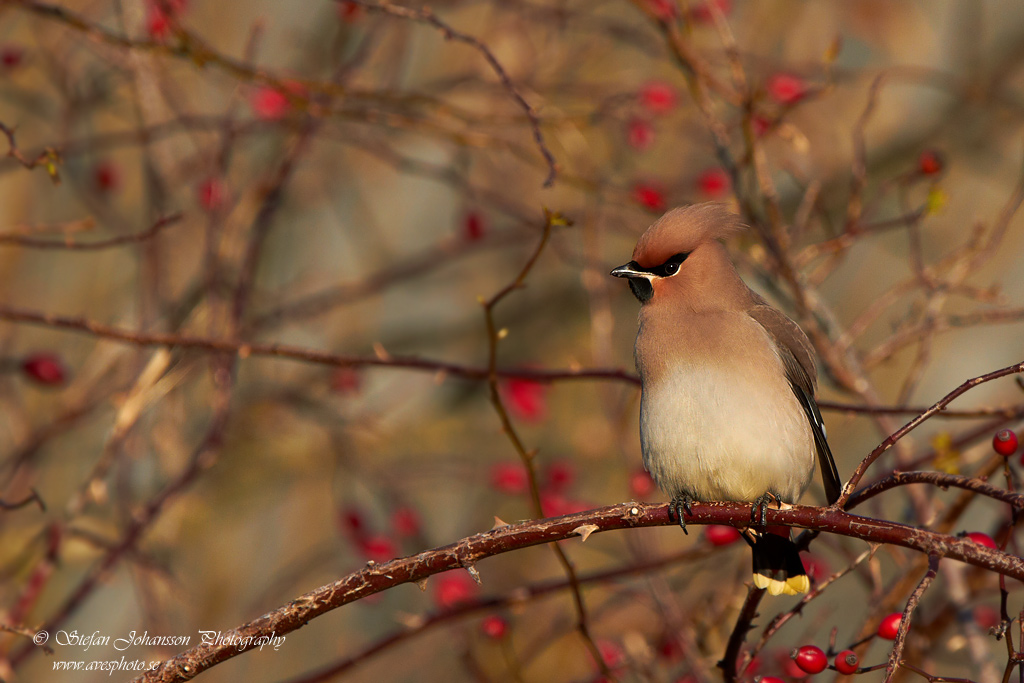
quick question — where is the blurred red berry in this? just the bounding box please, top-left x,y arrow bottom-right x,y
690,0 -> 732,23
633,183 -> 666,211
646,0 -> 678,20
463,211 -> 485,241
503,378 -> 547,422
751,115 -> 772,137
781,654 -> 808,679
801,553 -> 830,581
490,462 -> 528,495
597,640 -> 625,669
540,491 -> 571,517
918,149 -> 944,175
391,506 -> 420,537
358,534 -> 396,563
627,118 -> 655,151
146,5 -> 172,39
21,353 -> 67,386
966,531 -> 997,549
792,645 -> 827,674
93,160 -> 120,193
629,469 -> 655,497
545,460 -> 574,492
878,612 -> 902,639
337,1 -> 363,22
993,429 -> 1018,457
197,177 -> 227,211
433,571 -> 478,609
657,633 -> 682,661
639,81 -> 677,115
339,507 -> 366,536
834,650 -> 858,675
974,605 -> 1000,630
480,614 -> 507,639
331,367 -> 362,394
766,73 -> 806,105
696,167 -> 731,198
250,86 -> 291,120
704,525 -> 742,546
758,678 -> 785,683
0,45 -> 23,69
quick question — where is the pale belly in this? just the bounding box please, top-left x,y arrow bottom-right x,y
638,365 -> 815,504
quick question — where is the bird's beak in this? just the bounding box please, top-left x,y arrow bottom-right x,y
610,261 -> 647,279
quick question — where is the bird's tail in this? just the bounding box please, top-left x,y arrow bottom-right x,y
750,526 -> 809,596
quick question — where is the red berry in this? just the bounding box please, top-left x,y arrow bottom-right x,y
490,463 -> 529,495
646,0 -> 677,20
433,572 -> 478,609
626,118 -> 655,151
757,678 -> 785,683
338,507 -> 366,536
503,378 -> 547,422
391,507 -> 420,537
704,524 -> 742,546
146,5 -> 172,39
766,73 -> 806,105
834,649 -> 858,675
597,640 -> 624,669
331,367 -> 362,394
689,0 -> 732,23
792,645 -> 827,675
21,353 -> 67,386
878,612 -> 902,639
918,149 -> 944,175
93,160 -> 120,193
974,605 -> 1000,630
358,534 -> 396,563
250,86 -> 290,120
197,177 -> 227,211
696,167 -> 731,198
463,211 -> 485,241
545,460 -> 574,491
480,615 -> 507,639
751,115 -> 773,137
993,429 -> 1018,457
0,45 -> 23,69
639,81 -> 677,115
629,469 -> 655,497
632,183 -> 666,211
337,1 -> 362,22
966,531 -> 997,550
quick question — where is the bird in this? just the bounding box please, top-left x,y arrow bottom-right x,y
610,203 -> 841,595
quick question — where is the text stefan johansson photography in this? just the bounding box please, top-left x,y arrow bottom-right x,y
53,630 -> 287,652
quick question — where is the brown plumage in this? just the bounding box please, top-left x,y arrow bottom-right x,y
611,203 -> 841,595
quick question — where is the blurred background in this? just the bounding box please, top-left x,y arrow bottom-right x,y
1,0 -> 1023,681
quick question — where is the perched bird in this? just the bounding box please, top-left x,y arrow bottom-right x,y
611,203 -> 840,595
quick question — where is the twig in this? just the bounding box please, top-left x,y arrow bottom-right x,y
884,554 -> 940,682
346,0 -> 557,187
0,213 -> 182,250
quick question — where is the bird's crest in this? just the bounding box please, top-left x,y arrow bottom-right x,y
632,203 -> 746,268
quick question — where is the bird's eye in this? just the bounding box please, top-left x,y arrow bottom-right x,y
653,252 -> 688,277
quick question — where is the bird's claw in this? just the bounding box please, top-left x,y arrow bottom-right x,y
751,492 -> 779,530
670,493 -> 695,534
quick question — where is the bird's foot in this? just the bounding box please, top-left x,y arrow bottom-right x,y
669,493 -> 695,534
751,492 -> 781,530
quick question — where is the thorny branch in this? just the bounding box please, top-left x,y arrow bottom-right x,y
129,501 -> 1024,683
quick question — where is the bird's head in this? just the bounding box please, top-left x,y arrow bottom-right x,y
610,203 -> 746,305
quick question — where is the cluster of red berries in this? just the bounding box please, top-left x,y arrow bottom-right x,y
338,505 -> 421,565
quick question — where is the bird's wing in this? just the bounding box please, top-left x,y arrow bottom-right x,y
748,304 -> 842,505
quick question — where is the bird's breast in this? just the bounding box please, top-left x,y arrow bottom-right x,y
635,313 -> 814,503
